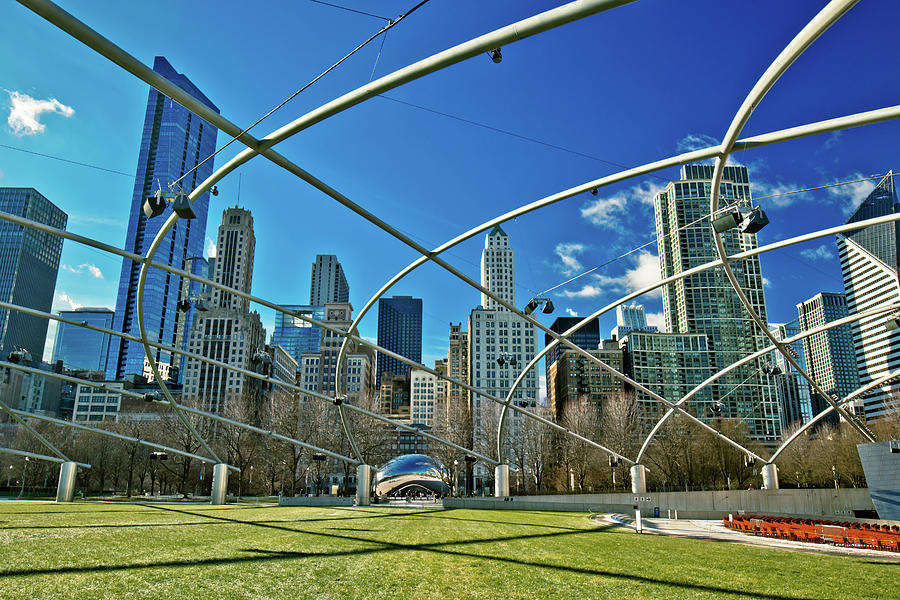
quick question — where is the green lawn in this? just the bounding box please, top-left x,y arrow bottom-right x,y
0,502 -> 894,599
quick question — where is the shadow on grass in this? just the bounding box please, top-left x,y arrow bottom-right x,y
1,504 -> 823,599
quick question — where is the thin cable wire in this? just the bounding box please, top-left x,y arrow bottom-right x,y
171,0 -> 431,190
369,29 -> 389,82
539,171 -> 895,297
0,143 -> 134,178
308,0 -> 391,21
376,94 -> 671,182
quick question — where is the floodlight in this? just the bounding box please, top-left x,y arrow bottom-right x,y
591,188 -> 599,196
711,210 -> 742,233
490,48 -> 502,63
172,191 -> 196,219
177,300 -> 191,312
509,357 -> 517,367
608,456 -> 620,467
497,356 -> 506,366
150,451 -> 168,461
542,300 -> 555,314
761,362 -> 782,376
312,453 -> 327,462
885,315 -> 900,331
524,298 -> 540,315
143,190 -> 167,219
464,455 -> 477,463
7,348 -> 32,364
740,207 -> 769,234
194,298 -> 209,312
210,186 -> 219,196
743,455 -> 756,468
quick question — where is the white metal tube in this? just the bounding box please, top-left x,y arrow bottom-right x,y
0,447 -> 88,468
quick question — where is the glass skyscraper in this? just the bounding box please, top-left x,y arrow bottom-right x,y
52,307 -> 114,371
0,187 -> 67,359
837,172 -> 900,421
654,164 -> 780,442
272,304 -> 325,364
376,295 -> 422,385
108,56 -> 219,380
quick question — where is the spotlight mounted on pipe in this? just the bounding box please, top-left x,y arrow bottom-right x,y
524,297 -> 554,315
489,48 -> 502,63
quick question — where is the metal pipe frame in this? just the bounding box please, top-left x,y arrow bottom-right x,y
0,394 -> 69,463
0,360 -> 354,467
7,409 -> 225,470
12,0 -> 896,473
0,447 -> 90,469
705,0 -> 874,442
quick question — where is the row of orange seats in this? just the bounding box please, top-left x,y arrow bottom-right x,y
723,514 -> 900,552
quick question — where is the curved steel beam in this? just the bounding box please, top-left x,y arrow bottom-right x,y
7,409 -> 227,470
636,302 -> 900,462
770,368 -> 900,464
0,447 -> 89,468
0,395 -> 69,462
706,0 -> 873,441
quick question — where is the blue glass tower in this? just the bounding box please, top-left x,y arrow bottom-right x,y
272,304 -> 326,364
108,57 -> 219,380
52,307 -> 114,371
0,188 -> 67,359
376,296 -> 422,385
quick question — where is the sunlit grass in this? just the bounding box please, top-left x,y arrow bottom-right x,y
0,501 -> 893,599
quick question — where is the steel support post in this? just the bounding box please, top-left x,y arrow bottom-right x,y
494,464 -> 510,497
762,463 -> 779,490
356,464 -> 372,506
210,463 -> 229,505
55,461 -> 77,502
631,464 -> 647,494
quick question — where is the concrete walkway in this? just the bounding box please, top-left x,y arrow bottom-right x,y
595,513 -> 900,561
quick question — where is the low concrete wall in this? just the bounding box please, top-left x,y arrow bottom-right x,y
444,488 -> 875,520
279,496 -> 354,507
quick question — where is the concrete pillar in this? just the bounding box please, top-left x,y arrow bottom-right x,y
356,464 -> 372,506
630,464 -> 647,494
55,461 -> 77,503
210,463 -> 229,505
494,464 -> 510,497
761,463 -> 779,490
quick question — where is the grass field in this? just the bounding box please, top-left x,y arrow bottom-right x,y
0,502 -> 894,599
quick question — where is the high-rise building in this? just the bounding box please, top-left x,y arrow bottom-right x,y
379,372 -> 410,419
376,295 -> 422,386
52,307 -> 114,371
108,56 -> 219,381
272,304 -> 325,364
611,303 -> 658,340
654,164 -> 780,441
410,369 -> 437,427
769,320 -> 814,429
181,208 -> 265,414
546,339 -> 625,422
447,323 -> 469,406
0,187 -> 67,360
310,254 -> 349,305
469,226 -> 538,475
298,302 -> 375,405
480,225 -> 516,310
621,331 -> 713,427
796,292 -> 859,419
837,172 -> 900,421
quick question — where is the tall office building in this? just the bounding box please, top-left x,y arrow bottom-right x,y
52,308 -> 114,371
272,304 -> 325,364
469,226 -> 538,478
181,208 -> 265,414
837,173 -> 900,421
447,323 -> 469,406
769,320 -> 814,428
796,292 -> 859,418
410,368 -> 437,426
108,56 -> 219,381
0,188 -> 67,359
480,225 -> 516,310
654,165 -> 780,441
310,254 -> 349,305
376,295 -> 422,386
611,303 -> 658,340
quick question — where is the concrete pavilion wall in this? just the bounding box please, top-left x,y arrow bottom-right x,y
279,496 -> 354,507
444,488 -> 875,520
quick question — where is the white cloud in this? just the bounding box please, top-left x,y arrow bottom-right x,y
6,90 -> 74,136
554,242 -> 585,275
62,263 -> 103,279
645,311 -> 666,332
677,133 -> 719,154
580,181 -> 662,229
565,307 -> 578,317
53,293 -> 82,311
800,244 -> 834,261
824,131 -> 842,150
825,171 -> 877,216
558,252 -> 661,299
205,237 -> 217,258
751,178 -> 809,208
762,277 -> 772,288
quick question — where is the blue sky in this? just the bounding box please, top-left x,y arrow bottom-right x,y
1,0 -> 898,374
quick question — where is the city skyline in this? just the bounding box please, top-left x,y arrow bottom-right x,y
1,0 -> 898,388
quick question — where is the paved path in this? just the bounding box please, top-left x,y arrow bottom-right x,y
595,513 -> 900,561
